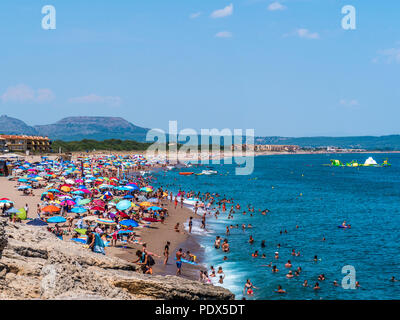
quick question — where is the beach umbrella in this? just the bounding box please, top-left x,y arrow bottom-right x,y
139,201 -> 152,207
96,218 -> 116,226
6,207 -> 19,214
42,205 -> 61,213
116,200 -> 132,211
90,206 -> 105,212
61,186 -> 71,192
77,199 -> 91,206
48,188 -> 60,193
118,230 -> 134,234
120,219 -> 139,227
72,190 -> 84,195
60,200 -> 76,206
27,218 -> 48,226
103,191 -> 113,197
142,217 -> 161,222
71,207 -> 87,214
123,195 -> 134,199
0,199 -> 13,204
147,206 -> 162,211
18,178 -> 28,182
18,185 -> 32,190
47,216 -> 67,223
74,228 -> 87,235
77,189 -> 91,194
83,215 -> 98,221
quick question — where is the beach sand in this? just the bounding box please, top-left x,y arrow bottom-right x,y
0,170 -> 203,280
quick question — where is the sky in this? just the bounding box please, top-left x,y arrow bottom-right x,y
0,0 -> 399,137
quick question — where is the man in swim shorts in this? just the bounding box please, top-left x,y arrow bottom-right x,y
176,248 -> 184,275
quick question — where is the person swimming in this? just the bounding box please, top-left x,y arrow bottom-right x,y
285,260 -> 292,268
275,285 -> 286,294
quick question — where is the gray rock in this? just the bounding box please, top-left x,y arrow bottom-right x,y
0,219 -> 234,300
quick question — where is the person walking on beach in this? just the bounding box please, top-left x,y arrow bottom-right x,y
164,241 -> 170,265
174,196 -> 178,209
176,248 -> 184,275
201,213 -> 206,229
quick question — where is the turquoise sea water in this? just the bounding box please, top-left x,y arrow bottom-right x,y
153,154 -> 400,300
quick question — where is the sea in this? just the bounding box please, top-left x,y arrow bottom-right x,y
152,153 -> 400,300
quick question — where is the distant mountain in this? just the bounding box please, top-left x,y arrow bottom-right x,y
34,116 -> 149,142
0,115 -> 38,135
0,115 -> 400,150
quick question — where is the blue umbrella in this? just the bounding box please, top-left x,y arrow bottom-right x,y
120,219 -> 139,227
71,207 -> 87,214
18,185 -> 32,190
47,216 -> 67,223
116,200 -> 132,211
118,230 -> 134,234
147,206 -> 162,211
123,195 -> 134,199
6,207 -> 19,214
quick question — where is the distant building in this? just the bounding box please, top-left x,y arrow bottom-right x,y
231,144 -> 300,152
254,144 -> 300,152
0,135 -> 51,153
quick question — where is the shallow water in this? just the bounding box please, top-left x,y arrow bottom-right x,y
154,153 -> 400,299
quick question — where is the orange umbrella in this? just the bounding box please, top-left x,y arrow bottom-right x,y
42,205 -> 61,213
61,186 -> 71,193
139,201 -> 152,207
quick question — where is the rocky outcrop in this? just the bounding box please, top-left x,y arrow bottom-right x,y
0,219 -> 234,300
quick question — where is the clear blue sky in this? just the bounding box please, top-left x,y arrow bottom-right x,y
0,0 -> 399,137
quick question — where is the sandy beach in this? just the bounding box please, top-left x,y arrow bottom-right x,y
0,155 -> 203,281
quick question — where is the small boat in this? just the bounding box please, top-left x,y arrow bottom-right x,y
201,170 -> 218,175
179,172 -> 194,176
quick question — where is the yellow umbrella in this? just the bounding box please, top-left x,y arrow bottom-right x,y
61,186 -> 71,192
139,201 -> 152,207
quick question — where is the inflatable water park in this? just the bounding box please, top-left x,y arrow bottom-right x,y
326,157 -> 391,167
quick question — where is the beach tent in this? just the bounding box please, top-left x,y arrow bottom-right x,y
16,208 -> 27,220
27,218 -> 48,226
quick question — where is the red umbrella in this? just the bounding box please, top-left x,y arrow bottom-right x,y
93,199 -> 105,206
91,206 -> 105,212
142,217 -> 161,222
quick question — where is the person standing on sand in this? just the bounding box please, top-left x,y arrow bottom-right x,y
174,196 -> 178,209
188,217 -> 193,233
164,241 -> 170,265
176,248 -> 184,275
180,196 -> 184,209
201,213 -> 206,229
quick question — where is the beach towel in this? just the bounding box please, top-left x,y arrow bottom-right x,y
93,232 -> 105,255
